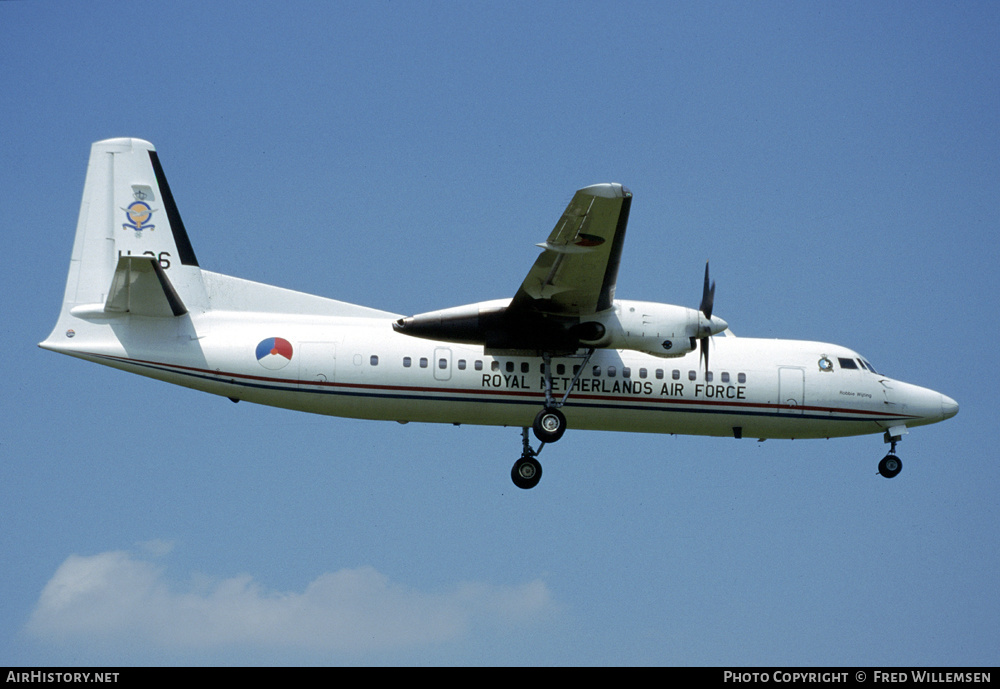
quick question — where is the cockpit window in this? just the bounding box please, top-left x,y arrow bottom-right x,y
861,359 -> 880,374
837,357 -> 858,370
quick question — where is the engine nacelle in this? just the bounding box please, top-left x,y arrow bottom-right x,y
578,300 -> 703,358
394,298 -> 727,357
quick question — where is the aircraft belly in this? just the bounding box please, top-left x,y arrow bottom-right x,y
262,385 -> 881,440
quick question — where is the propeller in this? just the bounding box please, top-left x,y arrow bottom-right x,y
700,261 -> 715,320
698,261 -> 717,373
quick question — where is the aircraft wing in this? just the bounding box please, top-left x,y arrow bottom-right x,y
393,183 -> 632,352
508,183 -> 632,317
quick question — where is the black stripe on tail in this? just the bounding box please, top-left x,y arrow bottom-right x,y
149,150 -> 199,267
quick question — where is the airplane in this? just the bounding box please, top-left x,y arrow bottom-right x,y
40,138 -> 959,489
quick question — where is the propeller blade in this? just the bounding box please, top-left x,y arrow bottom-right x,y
699,261 -> 715,319
698,262 -> 716,374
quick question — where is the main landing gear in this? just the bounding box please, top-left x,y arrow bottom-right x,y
512,428 -> 544,490
878,428 -> 904,478
532,406 -> 566,444
511,349 -> 594,489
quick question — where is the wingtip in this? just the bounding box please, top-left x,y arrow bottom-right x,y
578,183 -> 627,199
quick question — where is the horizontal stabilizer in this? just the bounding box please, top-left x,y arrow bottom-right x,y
104,254 -> 187,317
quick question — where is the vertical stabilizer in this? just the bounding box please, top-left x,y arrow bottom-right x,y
42,139 -> 208,347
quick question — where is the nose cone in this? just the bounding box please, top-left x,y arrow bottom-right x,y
887,381 -> 959,428
941,394 -> 959,420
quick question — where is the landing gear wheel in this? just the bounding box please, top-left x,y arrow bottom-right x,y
532,407 -> 566,444
878,454 -> 902,479
511,456 -> 542,490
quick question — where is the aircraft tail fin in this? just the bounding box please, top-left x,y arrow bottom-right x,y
42,138 -> 400,355
42,139 -> 209,347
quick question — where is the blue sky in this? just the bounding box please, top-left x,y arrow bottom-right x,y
2,0 -> 997,666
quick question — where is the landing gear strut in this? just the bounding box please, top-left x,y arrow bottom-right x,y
511,349 -> 595,489
530,349 -> 593,444
512,428 -> 543,490
878,429 -> 904,478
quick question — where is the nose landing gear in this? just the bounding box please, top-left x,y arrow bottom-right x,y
878,428 -> 905,478
878,453 -> 902,478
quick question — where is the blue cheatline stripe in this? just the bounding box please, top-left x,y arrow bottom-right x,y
85,351 -> 919,425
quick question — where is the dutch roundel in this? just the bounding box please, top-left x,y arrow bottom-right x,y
255,337 -> 293,370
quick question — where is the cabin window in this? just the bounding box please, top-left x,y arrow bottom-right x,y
420,357 -> 428,368
623,367 -> 631,378
738,373 -> 746,384
607,365 -> 617,378
592,365 -> 601,376
521,362 -> 529,374
656,369 -> 664,380
370,355 -> 379,366
438,358 -> 447,369
457,359 -> 466,370
491,361 -> 500,372
721,372 -> 730,383
403,356 -> 412,368
688,370 -> 697,381
706,371 -> 713,382
639,368 -> 647,379
557,363 -> 566,376
838,357 -> 859,370
573,365 -> 581,375
672,369 -> 680,380
506,361 -> 514,373
475,360 -> 483,371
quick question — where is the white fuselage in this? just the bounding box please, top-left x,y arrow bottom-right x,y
47,297 -> 955,442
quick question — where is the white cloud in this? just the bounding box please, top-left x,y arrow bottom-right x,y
26,549 -> 555,654
136,539 -> 175,557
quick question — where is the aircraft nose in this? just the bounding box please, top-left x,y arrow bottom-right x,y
941,394 -> 959,420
